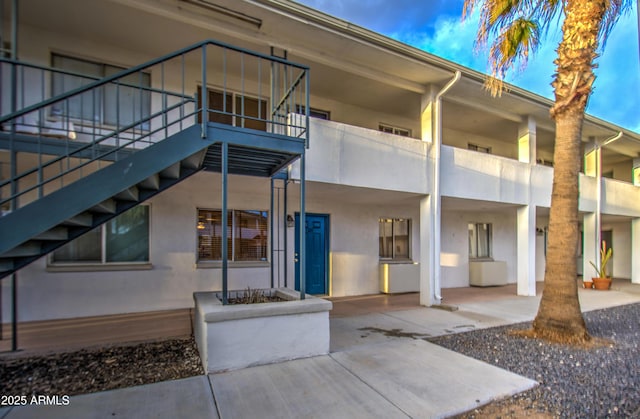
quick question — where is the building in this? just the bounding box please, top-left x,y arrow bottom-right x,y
1,0 -> 639,325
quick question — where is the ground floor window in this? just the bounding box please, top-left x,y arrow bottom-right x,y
379,218 -> 411,260
51,205 -> 150,264
197,209 -> 268,262
469,222 -> 492,259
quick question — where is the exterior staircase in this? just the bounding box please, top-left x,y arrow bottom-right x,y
0,40 -> 309,280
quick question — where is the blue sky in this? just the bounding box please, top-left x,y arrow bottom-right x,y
296,0 -> 640,133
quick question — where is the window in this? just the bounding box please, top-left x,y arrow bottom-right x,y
52,54 -> 151,129
197,209 -> 268,262
379,218 -> 410,260
197,87 -> 268,131
468,143 -> 492,154
295,105 -> 331,120
469,223 -> 492,259
51,206 -> 150,264
379,123 -> 411,137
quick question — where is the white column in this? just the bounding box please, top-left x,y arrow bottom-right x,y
633,158 -> 640,186
419,88 -> 437,306
517,205 -> 536,295
419,196 -> 435,305
632,218 -> 640,284
518,116 -> 537,164
582,213 -> 597,280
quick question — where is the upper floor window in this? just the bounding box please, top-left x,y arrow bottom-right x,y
379,218 -> 411,260
197,87 -> 267,131
51,54 -> 151,129
296,105 -> 331,120
379,123 -> 411,137
469,222 -> 492,259
468,143 -> 491,154
197,209 -> 268,262
51,206 -> 150,265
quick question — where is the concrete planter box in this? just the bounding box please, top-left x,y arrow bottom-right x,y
193,288 -> 332,373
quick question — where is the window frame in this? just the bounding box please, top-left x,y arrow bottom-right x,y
468,143 -> 492,154
468,222 -> 493,260
196,208 -> 269,264
295,105 -> 331,120
50,53 -> 151,130
379,123 -> 411,138
379,217 -> 412,261
197,86 -> 269,131
48,205 -> 151,269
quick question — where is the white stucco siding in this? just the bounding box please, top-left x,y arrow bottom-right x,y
440,210 -> 517,289
291,119 -> 429,194
285,185 -> 423,297
440,146 -> 531,205
606,221 -> 632,279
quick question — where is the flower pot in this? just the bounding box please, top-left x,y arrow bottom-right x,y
592,277 -> 612,291
583,280 -> 593,289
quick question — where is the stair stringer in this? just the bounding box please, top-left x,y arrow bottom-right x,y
0,125 -> 211,257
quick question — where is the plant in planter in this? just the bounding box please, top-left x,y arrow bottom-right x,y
589,242 -> 613,290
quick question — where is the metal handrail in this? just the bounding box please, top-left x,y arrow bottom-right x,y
0,57 -> 194,119
0,39 -> 308,125
0,39 -> 309,211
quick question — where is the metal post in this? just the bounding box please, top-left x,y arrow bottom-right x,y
270,177 -> 274,288
299,152 -> 306,300
284,177 -> 288,287
221,141 -> 228,304
201,45 -> 207,139
11,273 -> 17,351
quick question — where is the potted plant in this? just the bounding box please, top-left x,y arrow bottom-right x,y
589,242 -> 613,290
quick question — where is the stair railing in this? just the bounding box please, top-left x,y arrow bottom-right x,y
0,39 -> 309,213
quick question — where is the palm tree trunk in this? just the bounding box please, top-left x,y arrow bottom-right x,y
532,0 -> 607,343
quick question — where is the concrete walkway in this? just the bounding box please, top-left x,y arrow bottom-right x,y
2,279 -> 639,419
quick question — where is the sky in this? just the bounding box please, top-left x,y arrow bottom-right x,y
296,0 -> 640,134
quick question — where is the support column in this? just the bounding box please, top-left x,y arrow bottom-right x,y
299,152 -> 306,299
582,213 -> 597,280
633,158 -> 640,186
221,142 -> 228,304
632,218 -> 640,284
420,87 -> 437,306
419,196 -> 435,306
518,116 -> 537,164
517,205 -> 536,296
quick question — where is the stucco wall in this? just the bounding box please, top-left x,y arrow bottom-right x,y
440,210 -> 517,289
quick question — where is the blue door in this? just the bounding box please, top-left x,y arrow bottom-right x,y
295,213 -> 329,295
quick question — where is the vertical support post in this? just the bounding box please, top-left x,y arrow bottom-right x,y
632,158 -> 640,186
419,196 -> 434,306
632,218 -> 640,284
201,45 -> 207,139
221,142 -> 228,304
595,145 -> 602,274
583,213 -> 597,280
9,0 -> 19,351
284,178 -> 288,287
11,273 -> 17,351
305,69 -> 310,147
518,116 -> 537,164
270,177 -> 275,289
299,152 -> 306,299
517,205 -> 537,296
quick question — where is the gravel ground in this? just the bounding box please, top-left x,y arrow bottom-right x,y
2,304 -> 638,418
0,338 -> 203,397
430,302 -> 640,418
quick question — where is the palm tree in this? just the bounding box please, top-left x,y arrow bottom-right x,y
463,0 -> 633,343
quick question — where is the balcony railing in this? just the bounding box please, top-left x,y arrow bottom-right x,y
0,39 -> 309,211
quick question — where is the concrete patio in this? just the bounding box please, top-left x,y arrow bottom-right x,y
2,279 -> 639,418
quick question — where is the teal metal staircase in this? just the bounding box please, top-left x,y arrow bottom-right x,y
0,40 -> 309,280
